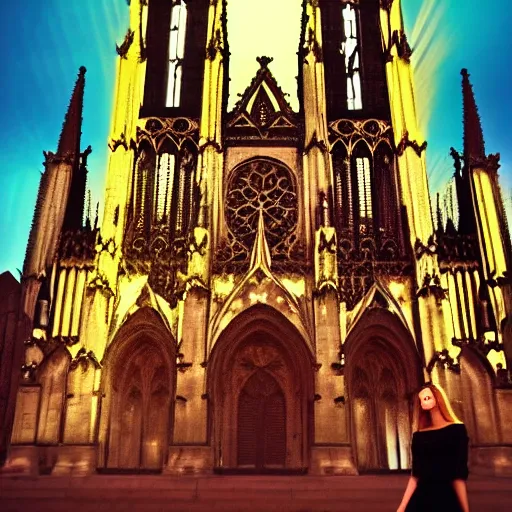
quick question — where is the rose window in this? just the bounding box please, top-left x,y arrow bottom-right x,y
225,159 -> 298,260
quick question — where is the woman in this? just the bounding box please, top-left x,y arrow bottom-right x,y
397,383 -> 470,512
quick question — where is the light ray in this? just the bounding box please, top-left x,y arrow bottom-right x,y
409,0 -> 450,137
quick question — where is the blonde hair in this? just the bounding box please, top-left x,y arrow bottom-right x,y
413,382 -> 462,431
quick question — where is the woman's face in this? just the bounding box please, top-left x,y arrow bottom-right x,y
418,387 -> 437,411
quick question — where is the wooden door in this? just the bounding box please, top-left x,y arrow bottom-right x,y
237,370 -> 286,469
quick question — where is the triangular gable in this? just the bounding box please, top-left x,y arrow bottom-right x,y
247,83 -> 280,115
249,85 -> 277,126
345,280 -> 416,343
209,210 -> 310,352
230,56 -> 295,119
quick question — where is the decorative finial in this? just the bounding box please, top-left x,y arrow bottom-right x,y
256,56 -> 273,69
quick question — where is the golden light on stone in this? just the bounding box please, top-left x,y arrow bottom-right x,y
1,0 -> 511,478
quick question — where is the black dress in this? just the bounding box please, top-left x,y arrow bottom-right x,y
405,423 -> 469,512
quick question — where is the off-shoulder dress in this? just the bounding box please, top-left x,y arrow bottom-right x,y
405,423 -> 469,512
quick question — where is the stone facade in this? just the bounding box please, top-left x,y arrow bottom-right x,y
2,0 -> 511,477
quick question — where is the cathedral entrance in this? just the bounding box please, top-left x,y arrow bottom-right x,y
107,344 -> 171,470
209,305 -> 314,473
350,343 -> 409,471
237,358 -> 286,469
98,308 -> 176,472
345,309 -> 422,473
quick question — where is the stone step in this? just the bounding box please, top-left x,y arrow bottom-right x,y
1,475 -> 511,512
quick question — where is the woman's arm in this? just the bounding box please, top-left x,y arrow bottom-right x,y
453,479 -> 470,512
396,476 -> 418,512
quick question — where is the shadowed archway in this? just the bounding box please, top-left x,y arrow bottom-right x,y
460,346 -> 500,445
344,308 -> 422,472
98,307 -> 176,472
208,305 -> 314,473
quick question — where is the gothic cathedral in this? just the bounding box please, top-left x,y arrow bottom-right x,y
2,0 -> 511,476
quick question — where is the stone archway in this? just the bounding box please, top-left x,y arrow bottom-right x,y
460,347 -> 500,445
209,305 -> 314,473
98,308 -> 176,472
345,309 -> 422,473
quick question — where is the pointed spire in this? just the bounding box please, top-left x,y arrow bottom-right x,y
57,66 -> 86,157
249,208 -> 272,273
461,69 -> 486,162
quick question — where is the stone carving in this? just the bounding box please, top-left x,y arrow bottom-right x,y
116,29 -> 134,59
69,347 -> 101,371
237,344 -> 284,374
59,228 -> 98,266
426,349 -> 460,375
329,118 -> 393,151
135,117 -> 199,153
396,131 -> 427,157
416,273 -> 448,302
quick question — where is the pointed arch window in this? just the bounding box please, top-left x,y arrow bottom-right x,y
174,144 -> 196,235
341,4 -> 363,110
333,141 -> 374,235
129,141 -> 197,242
333,143 -> 353,231
133,146 -> 156,235
373,142 -> 398,236
352,143 -> 373,235
154,152 -> 176,223
166,1 -> 188,108
356,156 -> 372,224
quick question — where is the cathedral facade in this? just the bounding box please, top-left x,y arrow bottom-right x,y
2,0 -> 512,476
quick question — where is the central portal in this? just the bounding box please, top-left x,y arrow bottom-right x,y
237,364 -> 286,469
209,305 -> 314,474
231,338 -> 290,472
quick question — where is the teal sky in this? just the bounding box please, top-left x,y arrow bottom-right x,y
1,0 -> 511,277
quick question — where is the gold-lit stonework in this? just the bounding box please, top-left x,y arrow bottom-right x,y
1,0 -> 511,477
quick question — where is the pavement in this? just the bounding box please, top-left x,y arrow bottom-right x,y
1,474 -> 511,511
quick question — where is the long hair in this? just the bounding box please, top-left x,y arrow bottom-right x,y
413,382 -> 462,431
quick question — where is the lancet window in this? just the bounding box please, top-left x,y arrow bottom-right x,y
333,141 -> 374,235
341,3 -> 362,110
166,1 -> 188,108
333,137 -> 402,251
129,142 -> 196,241
356,156 -> 372,227
333,143 -> 353,230
373,142 -> 398,237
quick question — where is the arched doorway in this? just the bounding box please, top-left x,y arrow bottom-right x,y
237,356 -> 286,468
345,309 -> 422,473
98,308 -> 176,472
460,347 -> 500,445
209,305 -> 314,473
